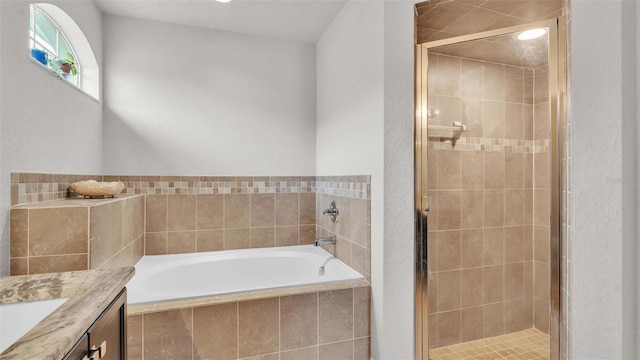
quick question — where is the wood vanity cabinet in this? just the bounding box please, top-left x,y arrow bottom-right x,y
64,288 -> 127,360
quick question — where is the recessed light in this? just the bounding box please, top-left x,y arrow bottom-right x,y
517,28 -> 546,41
216,0 -> 232,3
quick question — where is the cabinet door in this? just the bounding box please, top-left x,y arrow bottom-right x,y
88,288 -> 127,360
63,333 -> 89,360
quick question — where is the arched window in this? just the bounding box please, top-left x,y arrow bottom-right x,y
30,4 -> 80,87
28,4 -> 100,100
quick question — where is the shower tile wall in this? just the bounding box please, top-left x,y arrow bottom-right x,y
427,53 -> 550,349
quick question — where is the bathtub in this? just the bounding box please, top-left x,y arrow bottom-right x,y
127,245 -> 364,305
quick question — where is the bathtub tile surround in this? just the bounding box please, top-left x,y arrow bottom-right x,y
128,287 -> 370,360
426,53 -> 550,348
10,195 -> 144,275
315,176 -> 372,282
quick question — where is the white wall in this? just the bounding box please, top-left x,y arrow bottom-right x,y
0,0 -> 104,275
316,1 -> 415,358
571,0 -> 637,358
102,15 -> 316,176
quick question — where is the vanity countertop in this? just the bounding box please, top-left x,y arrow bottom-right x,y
0,267 -> 134,360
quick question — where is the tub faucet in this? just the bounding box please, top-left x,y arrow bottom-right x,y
315,235 -> 337,246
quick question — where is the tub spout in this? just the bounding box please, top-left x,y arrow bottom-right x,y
315,235 -> 336,246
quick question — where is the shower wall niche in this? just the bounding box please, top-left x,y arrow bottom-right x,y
426,49 -> 550,348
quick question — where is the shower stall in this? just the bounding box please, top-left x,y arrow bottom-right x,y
414,18 -> 566,360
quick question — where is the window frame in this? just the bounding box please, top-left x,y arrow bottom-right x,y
29,4 -> 81,87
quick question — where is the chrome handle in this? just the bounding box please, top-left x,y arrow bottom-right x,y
322,201 -> 340,223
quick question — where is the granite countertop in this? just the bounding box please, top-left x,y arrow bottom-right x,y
0,267 -> 134,360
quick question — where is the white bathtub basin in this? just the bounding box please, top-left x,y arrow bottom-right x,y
0,297 -> 69,352
128,245 -> 364,305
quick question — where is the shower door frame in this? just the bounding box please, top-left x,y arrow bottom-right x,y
414,17 -> 567,360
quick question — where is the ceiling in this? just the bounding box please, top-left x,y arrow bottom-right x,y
95,0 -> 347,43
416,0 -> 561,67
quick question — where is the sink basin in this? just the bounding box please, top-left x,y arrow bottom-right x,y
0,297 -> 69,353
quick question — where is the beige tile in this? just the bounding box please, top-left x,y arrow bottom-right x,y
240,352 -> 279,360
461,98 -> 484,138
351,244 -> 368,277
483,101 -> 505,139
524,189 -> 534,225
335,237 -> 352,267
281,347 -> 318,360
483,152 -> 505,189
505,65 -> 524,103
483,302 -> 504,337
534,152 -> 550,189
461,58 -> 483,99
127,315 -> 142,360
10,258 -> 28,275
437,150 -> 461,189
29,207 -> 88,256
276,226 -> 298,247
461,151 -> 483,189
534,102 -> 550,140
299,193 -> 316,225
167,232 -> 196,254
504,263 -> 524,300
484,265 -> 504,303
428,192 -> 439,231
299,225 -> 316,245
436,55 -> 461,97
438,270 -> 461,311
524,295 -> 534,328
504,298 -> 526,333
461,306 -> 483,342
504,189 -> 524,226
438,230 -> 461,271
461,268 -> 484,307
524,260 -> 534,297
428,149 -> 439,189
524,152 -> 534,188
197,194 -> 224,230
523,226 -> 534,260
534,189 -> 550,226
145,232 -> 167,255
276,193 -> 299,226
429,314 -> 438,349
354,337 -> 370,360
168,195 -> 196,231
146,195 -> 167,232
534,298 -> 550,333
438,191 -> 461,230
29,254 -> 88,274
484,62 -> 504,101
225,228 -> 251,250
193,303 -> 238,360
251,227 -> 275,248
534,225 -> 550,263
319,340 -> 353,360
534,261 -> 550,299
524,68 -> 534,105
252,194 -> 275,227
524,104 -> 534,140
197,230 -> 224,252
483,227 -> 504,265
239,298 -> 279,358
505,102 -> 524,140
461,229 -> 483,268
354,287 -> 371,338
428,272 -> 438,314
437,96 -> 462,127
461,190 -> 483,229
428,232 -> 439,272
10,209 -> 28,257
319,289 -> 353,344
484,190 -> 504,227
144,309 -> 193,360
280,293 -> 318,351
437,310 -> 461,347
350,198 -> 368,247
505,153 -> 524,189
225,194 -> 251,229
504,226 -> 524,263
534,66 -> 549,104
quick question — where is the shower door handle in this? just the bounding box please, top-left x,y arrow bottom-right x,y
422,195 -> 431,212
